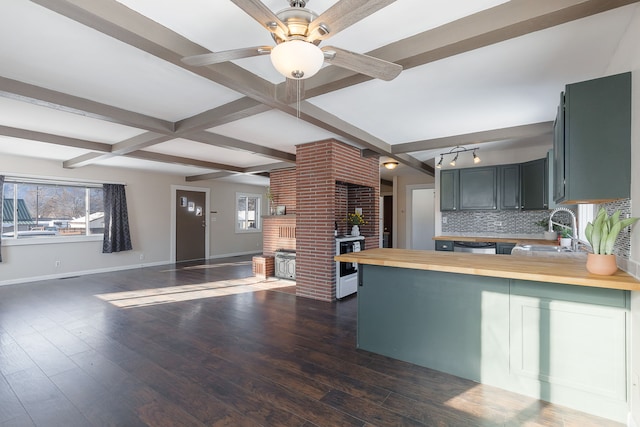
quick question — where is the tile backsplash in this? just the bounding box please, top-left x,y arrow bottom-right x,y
442,198 -> 633,259
441,209 -> 566,235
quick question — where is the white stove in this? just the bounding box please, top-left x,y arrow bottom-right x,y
335,235 -> 365,299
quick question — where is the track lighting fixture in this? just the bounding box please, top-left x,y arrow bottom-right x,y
436,146 -> 481,168
473,149 -> 481,164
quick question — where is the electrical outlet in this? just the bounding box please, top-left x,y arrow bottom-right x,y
54,260 -> 61,268
442,217 -> 447,224
494,221 -> 503,227
139,253 -> 144,261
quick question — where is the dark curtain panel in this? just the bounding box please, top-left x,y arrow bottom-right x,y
0,175 -> 3,262
102,183 -> 132,253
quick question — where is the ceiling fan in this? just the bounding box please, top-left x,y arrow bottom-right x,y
182,0 -> 402,82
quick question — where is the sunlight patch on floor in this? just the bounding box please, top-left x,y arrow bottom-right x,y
95,277 -> 294,308
158,260 -> 252,273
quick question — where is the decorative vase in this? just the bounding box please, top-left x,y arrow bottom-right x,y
351,225 -> 360,236
543,231 -> 557,240
559,237 -> 571,248
586,253 -> 618,275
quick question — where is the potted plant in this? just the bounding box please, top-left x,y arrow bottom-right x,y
559,228 -> 572,248
535,218 -> 562,240
347,212 -> 366,236
584,208 -> 639,275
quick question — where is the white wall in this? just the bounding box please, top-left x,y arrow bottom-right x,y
604,6 -> 640,426
0,153 -> 266,285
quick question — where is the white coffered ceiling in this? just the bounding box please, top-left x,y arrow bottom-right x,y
0,0 -> 637,185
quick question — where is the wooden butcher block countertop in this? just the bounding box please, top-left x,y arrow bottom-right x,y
434,235 -> 556,245
335,248 -> 640,291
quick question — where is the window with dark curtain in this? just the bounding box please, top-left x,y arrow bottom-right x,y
102,183 -> 132,253
0,175 -> 4,263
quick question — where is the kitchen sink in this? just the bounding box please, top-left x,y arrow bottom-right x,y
517,244 -> 573,252
511,244 -> 587,259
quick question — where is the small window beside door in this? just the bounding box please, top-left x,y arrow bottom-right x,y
236,192 -> 262,233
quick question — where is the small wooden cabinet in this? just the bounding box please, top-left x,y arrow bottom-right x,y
554,72 -> 631,204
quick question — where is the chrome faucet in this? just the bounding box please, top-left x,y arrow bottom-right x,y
548,207 -> 578,251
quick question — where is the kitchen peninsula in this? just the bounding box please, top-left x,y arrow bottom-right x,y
335,248 -> 640,422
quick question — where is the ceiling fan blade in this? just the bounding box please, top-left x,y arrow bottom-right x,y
322,46 -> 402,81
230,0 -> 289,40
308,0 -> 396,41
182,46 -> 272,66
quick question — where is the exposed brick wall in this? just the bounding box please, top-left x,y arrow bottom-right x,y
269,168 -> 296,214
262,168 -> 297,261
296,139 -> 380,301
263,216 -> 296,256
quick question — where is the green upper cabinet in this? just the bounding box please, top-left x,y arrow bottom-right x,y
520,158 -> 548,210
554,72 -> 631,204
498,164 -> 520,210
460,167 -> 497,210
440,169 -> 459,211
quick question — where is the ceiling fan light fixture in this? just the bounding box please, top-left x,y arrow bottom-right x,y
383,161 -> 399,170
270,40 -> 324,79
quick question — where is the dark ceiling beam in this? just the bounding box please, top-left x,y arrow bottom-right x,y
392,122 -> 554,154
186,131 -> 296,163
125,151 -> 245,173
299,102 -> 434,175
30,0 -> 430,175
0,76 -> 173,133
185,171 -> 237,182
175,98 -> 272,133
184,162 -> 293,182
62,132 -> 174,168
304,0 -> 640,97
0,125 -> 112,152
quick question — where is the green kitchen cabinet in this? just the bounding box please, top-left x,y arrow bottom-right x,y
499,164 -> 520,210
440,169 -> 459,211
554,72 -> 631,204
435,240 -> 454,251
520,158 -> 548,210
459,167 -> 497,210
496,242 -> 515,255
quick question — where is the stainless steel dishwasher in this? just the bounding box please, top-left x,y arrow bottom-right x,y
453,241 -> 497,254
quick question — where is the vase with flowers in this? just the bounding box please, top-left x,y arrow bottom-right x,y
347,212 -> 366,236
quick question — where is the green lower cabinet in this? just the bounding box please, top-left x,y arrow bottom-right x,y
496,242 -> 515,254
509,280 -> 628,417
358,266 -> 629,422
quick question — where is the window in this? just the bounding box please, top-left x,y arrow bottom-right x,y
2,178 -> 104,240
236,192 -> 261,232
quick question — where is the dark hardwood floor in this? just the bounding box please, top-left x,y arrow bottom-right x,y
0,256 -> 623,427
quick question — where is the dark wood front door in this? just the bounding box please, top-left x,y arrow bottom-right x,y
176,189 -> 206,262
